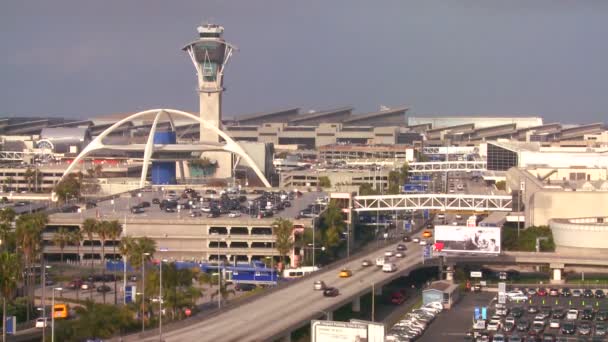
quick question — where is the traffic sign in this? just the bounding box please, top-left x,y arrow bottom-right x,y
125,285 -> 136,304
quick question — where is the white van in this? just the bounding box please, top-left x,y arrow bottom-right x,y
382,263 -> 397,273
376,257 -> 388,267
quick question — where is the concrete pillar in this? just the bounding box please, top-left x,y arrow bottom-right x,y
281,332 -> 291,342
352,296 -> 361,312
446,266 -> 454,282
550,263 -> 565,284
326,311 -> 333,321
551,268 -> 564,284
375,286 -> 382,296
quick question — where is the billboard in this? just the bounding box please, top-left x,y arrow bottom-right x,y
434,225 -> 501,254
312,320 -> 368,342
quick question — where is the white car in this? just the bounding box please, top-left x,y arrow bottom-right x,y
382,263 -> 397,273
506,290 -> 528,302
487,320 -> 500,331
384,251 -> 393,257
549,319 -> 560,328
412,237 -> 420,243
419,240 -> 428,246
424,301 -> 444,311
35,317 -> 49,328
566,309 -> 579,320
395,252 -> 405,258
228,211 -> 241,218
375,257 -> 387,267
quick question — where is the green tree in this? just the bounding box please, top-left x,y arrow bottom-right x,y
105,220 -> 122,305
53,227 -> 71,263
5,177 -> 14,192
0,208 -> 16,252
318,176 -> 331,188
319,202 -> 346,257
23,168 -> 35,192
54,173 -> 81,203
0,252 -> 22,342
53,300 -> 137,342
495,180 -> 506,191
387,162 -> 409,194
82,218 -> 98,300
358,183 -> 379,195
272,218 -> 294,266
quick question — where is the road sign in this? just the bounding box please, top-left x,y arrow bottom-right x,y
422,245 -> 432,262
474,307 -> 480,320
404,221 -> 412,233
498,282 -> 507,304
470,271 -> 482,278
4,316 -> 16,335
125,285 -> 136,304
423,209 -> 430,220
481,307 -> 487,320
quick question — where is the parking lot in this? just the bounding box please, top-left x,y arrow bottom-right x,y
470,287 -> 608,341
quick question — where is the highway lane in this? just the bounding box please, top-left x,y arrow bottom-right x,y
139,237 -> 426,342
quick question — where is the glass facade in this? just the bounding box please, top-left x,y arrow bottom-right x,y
487,143 -> 518,171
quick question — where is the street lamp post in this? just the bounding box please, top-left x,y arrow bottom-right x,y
41,263 -> 52,342
217,238 -> 225,309
51,287 -> 62,342
141,252 -> 150,333
159,258 -> 166,341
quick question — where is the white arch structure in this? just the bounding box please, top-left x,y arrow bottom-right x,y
60,108 -> 271,188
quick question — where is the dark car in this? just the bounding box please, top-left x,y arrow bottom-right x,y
584,289 -> 595,298
140,201 -> 151,208
526,336 -> 540,342
561,288 -> 572,297
164,207 -> 176,213
537,288 -> 548,296
542,334 -> 556,342
131,206 -> 145,214
67,279 -> 83,289
596,310 -> 608,321
517,319 -> 530,331
402,236 -> 411,242
235,283 -> 257,291
549,288 -> 560,296
582,307 -> 595,320
512,307 -> 524,318
97,285 -> 111,293
152,198 -> 160,204
503,321 -> 515,332
396,244 -> 407,251
207,212 -> 220,218
323,287 -> 339,297
552,307 -> 565,319
561,322 -> 576,335
596,289 -> 606,298
527,306 -> 539,314
531,321 -> 545,334
578,322 -> 592,335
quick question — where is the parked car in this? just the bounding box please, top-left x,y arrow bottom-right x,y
566,309 -> 579,320
97,285 -> 111,293
596,289 -> 606,298
323,287 -> 339,297
35,317 -> 50,328
67,279 -> 83,289
234,283 -> 256,291
390,290 -> 407,305
80,282 -> 95,290
583,289 -> 594,298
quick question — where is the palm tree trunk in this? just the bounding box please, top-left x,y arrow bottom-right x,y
90,240 -> 94,300
60,247 -> 64,263
3,296 -> 7,342
113,244 -> 118,305
24,256 -> 30,322
101,242 -> 106,303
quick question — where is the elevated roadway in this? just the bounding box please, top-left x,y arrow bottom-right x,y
124,239 -> 427,342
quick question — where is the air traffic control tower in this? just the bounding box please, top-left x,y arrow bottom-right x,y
183,24 -> 236,179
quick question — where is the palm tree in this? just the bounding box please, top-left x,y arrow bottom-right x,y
53,227 -> 71,263
82,218 -> 98,273
0,208 -> 16,252
15,213 -> 46,321
82,218 -> 98,300
106,220 -> 123,305
272,218 -> 294,267
0,252 -> 21,342
96,221 -> 111,303
69,229 -> 83,265
23,168 -> 35,192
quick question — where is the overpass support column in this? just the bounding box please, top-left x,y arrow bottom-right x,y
550,263 -> 565,284
325,311 -> 333,321
352,296 -> 361,312
281,332 -> 291,342
445,265 -> 454,282
375,286 -> 382,296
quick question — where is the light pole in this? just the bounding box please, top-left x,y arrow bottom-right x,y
141,252 -> 150,333
306,244 -> 325,266
159,258 -> 167,341
312,218 -> 316,267
41,264 -> 52,342
51,287 -> 62,342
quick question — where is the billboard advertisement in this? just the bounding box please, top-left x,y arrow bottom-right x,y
312,320 -> 368,342
434,225 -> 501,254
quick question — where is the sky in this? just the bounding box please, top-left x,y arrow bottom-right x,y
1,0 -> 607,123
